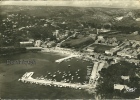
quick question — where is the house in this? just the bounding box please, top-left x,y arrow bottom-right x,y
132,31 -> 138,35
117,52 -> 133,58
115,16 -> 123,21
114,57 -> 121,63
105,47 -> 120,56
137,47 -> 140,52
34,40 -> 42,47
29,39 -> 34,42
136,18 -> 140,21
95,36 -> 105,43
117,48 -> 138,58
121,76 -> 130,80
46,41 -> 56,48
105,50 -> 113,55
114,84 -> 130,91
86,47 -> 95,53
89,34 -> 97,40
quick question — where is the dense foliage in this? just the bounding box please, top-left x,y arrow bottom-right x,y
96,61 -> 140,99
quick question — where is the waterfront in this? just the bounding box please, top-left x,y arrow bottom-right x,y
0,52 -> 94,99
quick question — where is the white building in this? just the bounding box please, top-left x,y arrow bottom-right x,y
121,76 -> 130,80
34,40 -> 42,47
115,16 -> 123,21
136,18 -> 140,21
114,84 -> 130,91
20,41 -> 33,47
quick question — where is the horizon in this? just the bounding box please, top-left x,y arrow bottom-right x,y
0,0 -> 140,9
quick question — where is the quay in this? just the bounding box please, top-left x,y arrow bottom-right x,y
19,72 -> 94,90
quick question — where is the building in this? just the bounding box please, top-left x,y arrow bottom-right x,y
121,76 -> 130,81
105,50 -> 113,55
95,36 -> 105,43
89,34 -> 97,40
117,48 -> 138,58
86,47 -> 95,53
105,47 -> 120,56
29,39 -> 34,42
115,16 -> 123,21
132,31 -> 138,35
20,41 -> 33,47
34,40 -> 42,47
114,84 -> 130,91
46,41 -> 56,48
136,18 -> 140,21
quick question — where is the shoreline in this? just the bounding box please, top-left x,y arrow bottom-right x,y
41,47 -> 82,56
41,47 -> 103,63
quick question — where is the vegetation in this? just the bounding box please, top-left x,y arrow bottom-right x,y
96,61 -> 140,99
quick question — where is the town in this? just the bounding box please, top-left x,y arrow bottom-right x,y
0,6 -> 140,99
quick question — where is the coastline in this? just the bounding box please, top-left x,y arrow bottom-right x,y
41,47 -> 82,57
41,47 -> 100,62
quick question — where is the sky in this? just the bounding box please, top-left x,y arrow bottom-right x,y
0,0 -> 140,9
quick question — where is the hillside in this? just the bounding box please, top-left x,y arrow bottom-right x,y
0,6 -> 140,47
1,6 -> 140,22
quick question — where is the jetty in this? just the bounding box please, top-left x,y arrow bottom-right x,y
19,72 -> 94,90
55,55 -> 80,63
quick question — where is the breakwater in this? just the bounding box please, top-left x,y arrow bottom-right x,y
19,72 -> 94,90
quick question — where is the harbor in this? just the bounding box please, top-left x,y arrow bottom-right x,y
19,72 -> 94,90
0,52 -> 94,98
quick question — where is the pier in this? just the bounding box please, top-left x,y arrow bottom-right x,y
19,72 -> 94,90
55,55 -> 80,63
